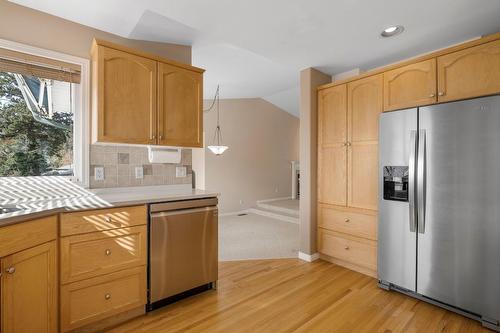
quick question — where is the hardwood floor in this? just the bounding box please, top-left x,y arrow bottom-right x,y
107,259 -> 490,333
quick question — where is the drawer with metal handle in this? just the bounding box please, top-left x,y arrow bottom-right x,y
60,225 -> 147,283
60,266 -> 146,332
318,205 -> 377,240
60,205 -> 147,236
318,228 -> 377,271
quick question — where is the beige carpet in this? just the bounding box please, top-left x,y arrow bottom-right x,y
219,213 -> 299,261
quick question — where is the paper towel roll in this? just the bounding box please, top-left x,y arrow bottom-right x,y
147,146 -> 182,164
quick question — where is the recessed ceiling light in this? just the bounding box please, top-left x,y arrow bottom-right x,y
381,25 -> 404,37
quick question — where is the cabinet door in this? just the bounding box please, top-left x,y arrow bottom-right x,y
1,241 -> 57,333
318,85 -> 347,206
158,62 -> 203,147
383,59 -> 437,111
437,39 -> 500,103
97,46 -> 157,144
348,75 -> 382,210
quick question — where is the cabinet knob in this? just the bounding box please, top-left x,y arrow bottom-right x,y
344,218 -> 350,223
346,142 -> 351,146
344,246 -> 350,250
5,267 -> 15,274
438,91 -> 445,96
105,249 -> 112,256
343,142 -> 347,146
105,217 -> 122,227
159,135 -> 163,140
429,93 -> 435,98
104,293 -> 111,300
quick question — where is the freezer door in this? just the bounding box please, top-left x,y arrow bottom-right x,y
378,108 -> 418,291
418,95 -> 500,321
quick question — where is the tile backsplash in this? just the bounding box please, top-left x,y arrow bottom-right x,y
89,145 -> 192,188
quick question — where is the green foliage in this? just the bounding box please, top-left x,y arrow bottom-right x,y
0,72 -> 73,177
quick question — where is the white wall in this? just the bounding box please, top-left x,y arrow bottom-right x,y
203,98 -> 299,214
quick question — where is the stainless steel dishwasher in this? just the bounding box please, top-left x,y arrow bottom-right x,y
147,197 -> 218,310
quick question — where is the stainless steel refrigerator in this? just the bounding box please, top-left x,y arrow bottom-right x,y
378,94 -> 500,331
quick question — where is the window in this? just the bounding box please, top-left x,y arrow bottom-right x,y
0,40 -> 89,186
0,71 -> 75,176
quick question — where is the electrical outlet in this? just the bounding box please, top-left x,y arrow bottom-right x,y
176,166 -> 187,178
94,167 -> 104,181
239,199 -> 243,205
135,166 -> 144,179
275,186 -> 279,193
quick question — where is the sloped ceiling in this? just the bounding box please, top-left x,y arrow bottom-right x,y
10,0 -> 500,117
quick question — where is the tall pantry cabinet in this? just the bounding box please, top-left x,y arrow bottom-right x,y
317,74 -> 381,277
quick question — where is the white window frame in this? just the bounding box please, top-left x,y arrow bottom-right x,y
0,39 -> 90,187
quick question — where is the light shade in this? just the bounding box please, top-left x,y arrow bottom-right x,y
208,145 -> 228,155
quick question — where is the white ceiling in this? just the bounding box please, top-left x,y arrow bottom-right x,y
10,0 -> 500,117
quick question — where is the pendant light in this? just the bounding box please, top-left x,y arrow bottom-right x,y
205,85 -> 228,155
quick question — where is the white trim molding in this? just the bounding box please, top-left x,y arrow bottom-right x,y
256,196 -> 293,204
246,208 -> 298,224
0,38 -> 90,187
298,251 -> 320,262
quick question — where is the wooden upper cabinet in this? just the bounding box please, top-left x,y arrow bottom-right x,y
348,75 -> 383,142
158,62 -> 203,147
1,241 -> 57,333
318,85 -> 347,206
347,75 -> 382,211
91,39 -> 205,147
383,59 -> 437,111
437,39 -> 500,102
318,85 -> 347,146
94,45 -> 157,144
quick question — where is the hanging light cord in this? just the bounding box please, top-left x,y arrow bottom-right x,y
203,85 -> 219,112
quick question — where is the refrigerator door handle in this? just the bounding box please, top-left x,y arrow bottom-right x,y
417,129 -> 426,234
409,130 -> 417,232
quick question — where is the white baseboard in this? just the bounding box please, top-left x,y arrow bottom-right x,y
219,210 -> 247,217
246,208 -> 299,224
256,196 -> 293,204
256,202 -> 299,217
298,251 -> 320,262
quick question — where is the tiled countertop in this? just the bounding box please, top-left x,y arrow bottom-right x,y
0,177 -> 218,227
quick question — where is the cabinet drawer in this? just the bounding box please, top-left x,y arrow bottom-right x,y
318,206 -> 377,240
0,215 -> 57,257
318,228 -> 377,270
60,266 -> 146,332
61,226 -> 147,283
60,205 -> 147,236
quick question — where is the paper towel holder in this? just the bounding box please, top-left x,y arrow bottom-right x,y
147,146 -> 182,164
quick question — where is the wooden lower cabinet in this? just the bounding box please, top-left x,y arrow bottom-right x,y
60,205 -> 147,236
59,206 -> 148,332
318,205 -> 377,241
318,227 -> 377,277
60,225 -> 147,284
1,240 -> 57,333
318,205 -> 377,277
60,266 -> 146,332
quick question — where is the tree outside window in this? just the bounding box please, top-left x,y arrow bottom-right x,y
0,71 -> 73,177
